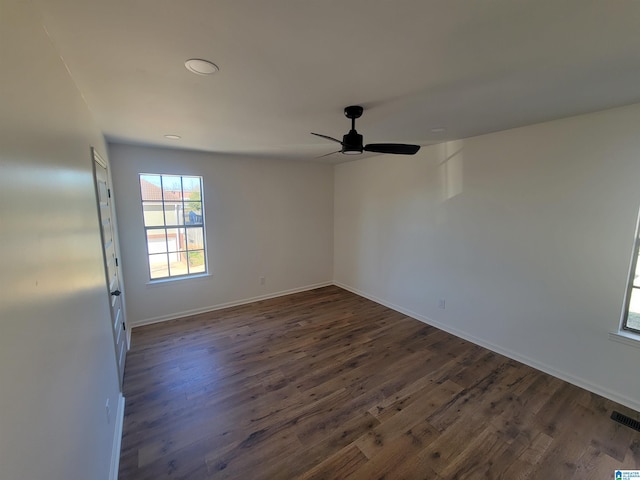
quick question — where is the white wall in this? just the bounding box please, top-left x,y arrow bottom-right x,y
0,1 -> 122,479
108,144 -> 334,326
334,103 -> 640,411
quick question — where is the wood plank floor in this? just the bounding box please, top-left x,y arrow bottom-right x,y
119,286 -> 640,479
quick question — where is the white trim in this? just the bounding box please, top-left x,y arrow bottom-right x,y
131,282 -> 333,328
109,394 -> 125,480
334,281 -> 640,413
609,330 -> 640,349
92,147 -> 107,169
146,273 -> 212,287
618,207 -> 640,333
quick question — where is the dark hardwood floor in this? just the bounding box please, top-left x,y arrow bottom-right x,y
119,286 -> 640,479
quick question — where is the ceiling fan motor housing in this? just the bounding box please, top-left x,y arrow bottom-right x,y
344,105 -> 364,119
342,130 -> 363,154
311,105 -> 420,156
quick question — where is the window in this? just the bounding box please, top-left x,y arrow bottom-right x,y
622,212 -> 640,334
139,174 -> 206,280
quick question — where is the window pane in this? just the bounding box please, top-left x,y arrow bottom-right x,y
166,228 -> 185,253
184,201 -> 203,225
187,227 -> 204,250
169,252 -> 189,277
183,176 -> 201,197
188,250 -> 205,274
140,175 -> 162,201
627,288 -> 640,330
164,202 -> 182,226
149,253 -> 169,279
162,175 -> 182,201
142,203 -> 165,227
146,230 -> 167,254
628,312 -> 640,331
633,258 -> 640,288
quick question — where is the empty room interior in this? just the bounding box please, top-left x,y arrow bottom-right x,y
3,0 -> 640,478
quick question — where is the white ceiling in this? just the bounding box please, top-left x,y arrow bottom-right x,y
34,0 -> 640,162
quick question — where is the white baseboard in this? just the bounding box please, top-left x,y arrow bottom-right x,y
109,394 -> 125,480
132,281 -> 333,328
334,281 -> 640,413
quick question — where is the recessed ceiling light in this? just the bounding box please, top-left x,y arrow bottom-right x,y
184,58 -> 219,75
430,127 -> 446,134
164,134 -> 181,140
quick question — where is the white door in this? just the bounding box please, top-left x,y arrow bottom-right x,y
93,148 -> 127,388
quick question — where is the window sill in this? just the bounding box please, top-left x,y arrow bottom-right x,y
608,330 -> 640,349
146,273 -> 211,287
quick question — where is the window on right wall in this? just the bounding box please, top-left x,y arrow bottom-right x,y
622,213 -> 640,334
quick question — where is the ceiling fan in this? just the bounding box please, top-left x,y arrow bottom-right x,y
312,105 -> 421,157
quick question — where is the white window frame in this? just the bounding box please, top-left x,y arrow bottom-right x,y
620,209 -> 640,336
139,173 -> 207,281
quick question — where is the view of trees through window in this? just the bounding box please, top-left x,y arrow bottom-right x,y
139,174 -> 206,279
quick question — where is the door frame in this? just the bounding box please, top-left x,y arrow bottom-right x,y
92,147 -> 130,386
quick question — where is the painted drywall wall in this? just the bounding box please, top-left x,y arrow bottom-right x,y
0,1 -> 122,479
108,144 -> 334,326
334,103 -> 640,411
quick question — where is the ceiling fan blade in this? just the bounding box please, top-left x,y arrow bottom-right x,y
364,143 -> 420,155
315,150 -> 342,159
311,132 -> 344,145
